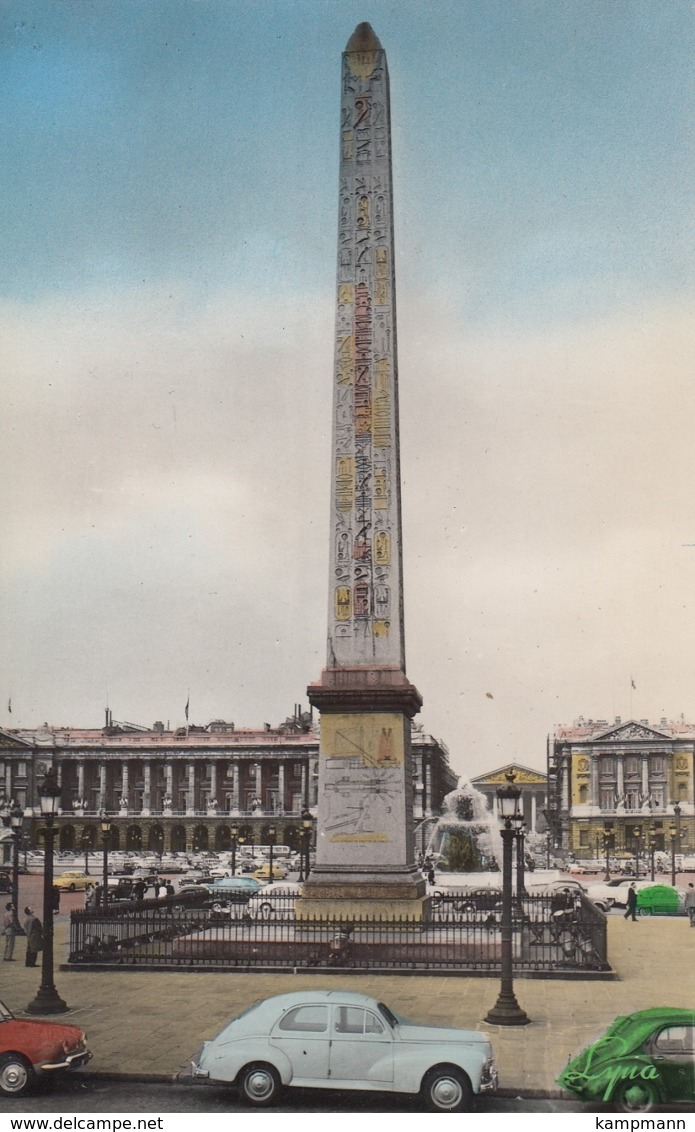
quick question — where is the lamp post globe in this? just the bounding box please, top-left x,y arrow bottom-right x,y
484,772 -> 530,1026
26,768 -> 68,1015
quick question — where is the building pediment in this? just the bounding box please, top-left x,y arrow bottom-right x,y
0,729 -> 32,750
473,763 -> 546,787
595,722 -> 669,743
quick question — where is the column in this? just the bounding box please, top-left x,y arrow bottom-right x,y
121,762 -> 129,802
209,761 -> 217,803
300,763 -> 307,809
531,793 -> 537,833
99,763 -> 106,809
165,762 -> 173,799
278,763 -> 285,814
254,763 -> 262,808
231,762 -> 240,812
615,755 -> 624,802
561,756 -> 570,810
186,762 -> 195,815
641,755 -> 650,797
142,761 -> 151,815
590,755 -> 600,808
77,761 -> 85,801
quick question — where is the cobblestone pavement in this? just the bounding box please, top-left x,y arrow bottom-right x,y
1,880 -> 692,1097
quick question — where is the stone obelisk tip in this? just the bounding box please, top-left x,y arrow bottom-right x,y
346,22 -> 382,52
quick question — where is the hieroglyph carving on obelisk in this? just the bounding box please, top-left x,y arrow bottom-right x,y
328,22 -> 406,672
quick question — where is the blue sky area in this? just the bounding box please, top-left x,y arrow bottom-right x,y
1,1 -> 693,776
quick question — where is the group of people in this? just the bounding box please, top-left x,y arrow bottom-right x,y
2,903 -> 43,966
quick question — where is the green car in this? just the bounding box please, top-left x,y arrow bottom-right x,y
558,1008 -> 695,1111
636,885 -> 683,917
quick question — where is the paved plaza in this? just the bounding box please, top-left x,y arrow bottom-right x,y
1,911 -> 692,1098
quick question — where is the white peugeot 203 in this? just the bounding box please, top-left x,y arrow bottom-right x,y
191,989 -> 498,1112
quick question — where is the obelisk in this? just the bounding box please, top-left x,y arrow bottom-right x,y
300,24 -> 426,920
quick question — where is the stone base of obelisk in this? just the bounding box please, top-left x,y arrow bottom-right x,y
296,874 -> 429,923
305,666 -> 426,921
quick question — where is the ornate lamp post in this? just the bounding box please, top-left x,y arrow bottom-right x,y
299,810 -> 312,882
484,772 -> 531,1027
648,832 -> 657,882
267,825 -> 276,883
633,827 -> 641,879
515,820 -> 526,907
10,803 -> 24,934
669,820 -> 678,887
100,811 -> 110,911
602,827 -> 613,882
230,824 -> 238,877
26,769 -> 68,1015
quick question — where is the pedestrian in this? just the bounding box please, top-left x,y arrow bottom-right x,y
165,881 -> 175,897
23,907 -> 43,967
624,883 -> 638,922
133,879 -> 146,901
3,903 -> 17,961
157,879 -> 167,899
52,885 -> 61,914
684,883 -> 695,927
427,865 -> 435,886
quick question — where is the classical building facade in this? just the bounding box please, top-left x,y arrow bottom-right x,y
471,763 -> 548,833
0,710 -> 456,856
547,716 -> 694,859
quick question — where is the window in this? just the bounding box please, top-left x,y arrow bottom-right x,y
278,1006 -> 328,1033
601,758 -> 615,775
600,789 -> 615,811
651,757 -> 664,775
654,1026 -> 695,1054
333,1007 -> 385,1035
16,762 -> 27,779
625,758 -> 639,776
293,763 -> 302,778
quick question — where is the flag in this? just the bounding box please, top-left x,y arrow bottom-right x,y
184,694 -> 190,722
631,678 -> 636,690
7,698 -> 11,714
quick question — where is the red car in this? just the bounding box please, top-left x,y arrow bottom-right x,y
0,999 -> 91,1097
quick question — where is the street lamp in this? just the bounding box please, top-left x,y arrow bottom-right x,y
633,827 -> 641,880
267,825 -> 276,883
515,820 -> 526,906
648,832 -> 657,883
484,772 -> 531,1027
26,769 -> 68,1015
669,821 -> 678,887
299,810 -> 312,882
229,828 -> 241,878
602,827 -> 613,882
9,804 -> 24,935
100,811 -> 110,911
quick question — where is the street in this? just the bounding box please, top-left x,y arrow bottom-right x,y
1,1076 -> 595,1113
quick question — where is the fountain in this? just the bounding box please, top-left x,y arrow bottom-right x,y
426,779 -> 501,875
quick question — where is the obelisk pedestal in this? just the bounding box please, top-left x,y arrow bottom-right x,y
297,24 -> 426,922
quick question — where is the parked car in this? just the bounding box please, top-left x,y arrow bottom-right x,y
585,879 -> 653,910
53,871 -> 92,892
201,876 -> 261,898
246,883 -> 302,920
558,1007 -> 695,1111
252,862 -> 288,882
191,989 -> 498,1111
0,998 -> 91,1097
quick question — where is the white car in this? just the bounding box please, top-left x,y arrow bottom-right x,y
586,878 -> 653,909
191,989 -> 498,1111
246,882 -> 302,920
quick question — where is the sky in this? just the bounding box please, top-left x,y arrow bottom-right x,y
1,0 -> 693,781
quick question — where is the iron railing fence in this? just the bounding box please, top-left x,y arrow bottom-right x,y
68,890 -> 609,973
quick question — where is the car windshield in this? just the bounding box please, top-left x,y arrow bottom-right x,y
0,1000 -> 15,1022
377,1002 -> 402,1028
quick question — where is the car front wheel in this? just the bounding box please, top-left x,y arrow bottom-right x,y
0,1054 -> 35,1097
613,1077 -> 660,1112
421,1065 -> 473,1112
239,1062 -> 282,1107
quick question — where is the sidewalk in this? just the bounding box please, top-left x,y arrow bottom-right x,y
1,916 -> 692,1095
